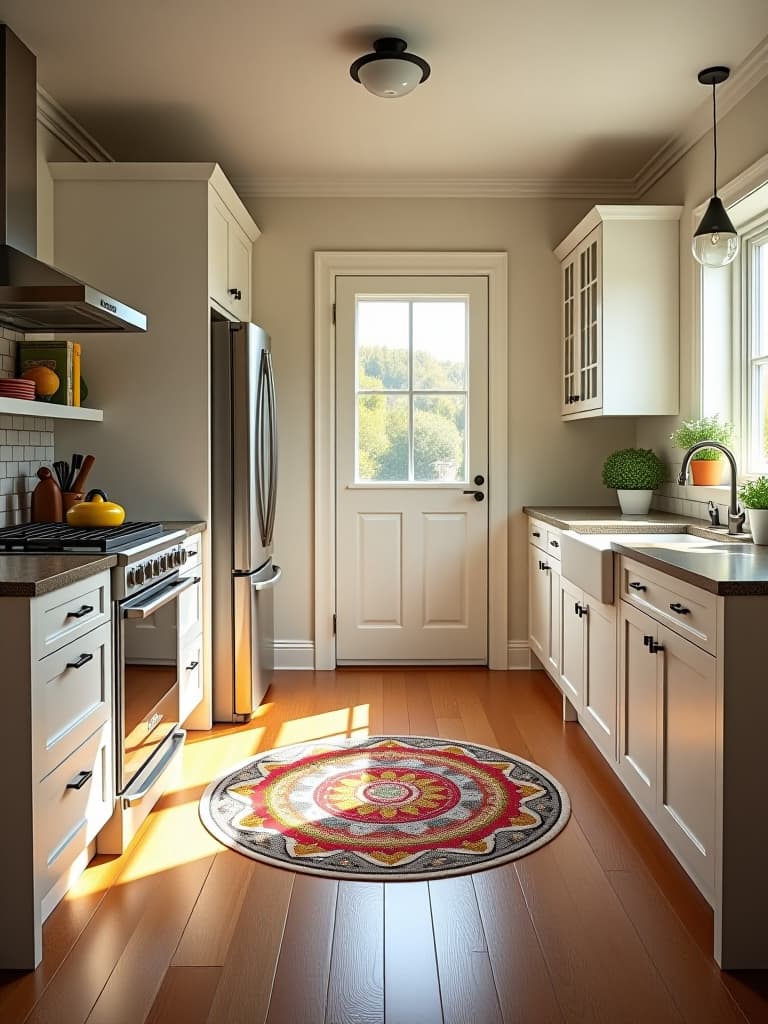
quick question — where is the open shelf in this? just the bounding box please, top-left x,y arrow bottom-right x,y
0,397 -> 103,421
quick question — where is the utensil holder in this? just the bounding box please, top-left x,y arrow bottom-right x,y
62,492 -> 84,520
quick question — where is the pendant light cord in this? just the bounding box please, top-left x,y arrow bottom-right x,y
712,81 -> 718,197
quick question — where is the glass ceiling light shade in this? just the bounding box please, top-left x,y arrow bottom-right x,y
350,38 -> 430,98
692,66 -> 739,268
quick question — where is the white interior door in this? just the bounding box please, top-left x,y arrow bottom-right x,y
335,276 -> 489,664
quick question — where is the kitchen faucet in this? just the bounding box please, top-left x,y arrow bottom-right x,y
677,441 -> 746,535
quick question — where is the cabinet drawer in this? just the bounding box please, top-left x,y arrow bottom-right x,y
35,622 -> 112,780
37,720 -> 113,900
34,573 -> 110,660
183,534 -> 202,571
178,574 -> 202,643
528,519 -> 547,552
621,557 -> 716,655
179,634 -> 203,724
546,527 -> 563,559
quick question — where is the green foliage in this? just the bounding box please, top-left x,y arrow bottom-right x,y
602,448 -> 666,490
413,409 -> 463,479
669,415 -> 734,461
738,476 -> 768,509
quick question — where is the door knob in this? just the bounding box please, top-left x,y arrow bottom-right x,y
473,475 -> 485,485
463,490 -> 485,502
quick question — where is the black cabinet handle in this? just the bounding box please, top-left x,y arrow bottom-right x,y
66,770 -> 93,790
649,640 -> 664,654
462,490 -> 484,502
66,652 -> 94,670
541,562 -> 551,572
629,582 -> 646,592
228,287 -> 242,301
532,531 -> 541,538
550,539 -> 560,548
669,602 -> 690,615
66,604 -> 94,619
643,635 -> 653,646
187,660 -> 199,671
575,603 -> 588,618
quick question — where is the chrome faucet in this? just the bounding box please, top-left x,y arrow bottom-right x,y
677,441 -> 745,535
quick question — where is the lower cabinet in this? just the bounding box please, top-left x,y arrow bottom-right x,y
618,601 -> 716,898
528,542 -> 561,674
559,576 -> 585,709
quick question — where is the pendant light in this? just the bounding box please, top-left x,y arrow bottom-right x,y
692,66 -> 738,268
350,38 -> 430,98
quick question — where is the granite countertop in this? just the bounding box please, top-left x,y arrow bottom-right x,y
163,520 -> 207,536
524,506 -> 767,596
0,554 -> 117,597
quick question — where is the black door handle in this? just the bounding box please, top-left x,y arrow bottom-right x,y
66,652 -> 94,670
649,640 -> 664,654
669,602 -> 690,615
66,770 -> 93,790
629,582 -> 646,592
66,604 -> 94,619
228,287 -> 242,300
187,660 -> 199,671
462,490 -> 484,502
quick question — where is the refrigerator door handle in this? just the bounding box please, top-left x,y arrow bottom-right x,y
264,350 -> 278,547
250,564 -> 282,591
255,349 -> 269,547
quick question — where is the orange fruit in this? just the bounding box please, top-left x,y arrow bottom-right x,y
22,365 -> 60,398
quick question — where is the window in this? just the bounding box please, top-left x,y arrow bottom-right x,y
354,297 -> 468,483
743,226 -> 768,473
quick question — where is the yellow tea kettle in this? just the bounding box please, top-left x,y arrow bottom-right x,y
66,488 -> 126,528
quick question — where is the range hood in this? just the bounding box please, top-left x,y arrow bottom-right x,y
0,25 -> 146,333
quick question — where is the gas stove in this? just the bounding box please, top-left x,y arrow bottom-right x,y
0,521 -> 189,599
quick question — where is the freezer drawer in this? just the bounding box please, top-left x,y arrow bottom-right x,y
233,561 -> 281,717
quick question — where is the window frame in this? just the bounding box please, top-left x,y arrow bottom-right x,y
739,221 -> 768,475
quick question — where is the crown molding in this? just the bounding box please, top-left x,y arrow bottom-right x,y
35,86 -> 113,163
231,175 -> 639,200
633,34 -> 768,197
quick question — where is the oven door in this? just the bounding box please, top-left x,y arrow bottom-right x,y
116,572 -> 198,793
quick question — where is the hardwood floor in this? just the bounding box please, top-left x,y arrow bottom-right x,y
2,668 -> 767,1024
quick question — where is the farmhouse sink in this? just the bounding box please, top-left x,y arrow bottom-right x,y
559,531 -> 741,602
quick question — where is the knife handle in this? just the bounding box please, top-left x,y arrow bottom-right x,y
70,454 -> 95,495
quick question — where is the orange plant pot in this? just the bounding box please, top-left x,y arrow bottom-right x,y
690,457 -> 723,486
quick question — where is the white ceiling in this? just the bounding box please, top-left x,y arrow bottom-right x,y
2,0 -> 768,192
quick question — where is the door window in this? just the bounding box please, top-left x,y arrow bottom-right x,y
355,298 -> 468,482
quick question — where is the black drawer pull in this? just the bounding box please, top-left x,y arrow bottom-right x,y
629,582 -> 646,592
228,287 -> 242,301
66,652 -> 94,670
550,539 -> 560,548
187,660 -> 199,671
643,634 -> 653,646
669,602 -> 690,615
66,770 -> 93,790
66,604 -> 94,619
532,531 -> 541,538
541,562 -> 551,572
648,640 -> 664,654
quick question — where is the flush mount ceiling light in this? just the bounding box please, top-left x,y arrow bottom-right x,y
692,66 -> 739,268
350,37 -> 430,98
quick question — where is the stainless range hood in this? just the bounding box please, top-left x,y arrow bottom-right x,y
0,25 -> 146,333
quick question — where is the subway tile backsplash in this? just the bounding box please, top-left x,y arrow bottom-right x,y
651,465 -> 730,526
0,329 -> 56,527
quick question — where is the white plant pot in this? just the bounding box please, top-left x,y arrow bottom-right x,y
616,489 -> 653,515
747,507 -> 768,544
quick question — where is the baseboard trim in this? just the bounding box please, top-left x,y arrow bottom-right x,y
274,641 -> 315,670
507,641 -> 532,670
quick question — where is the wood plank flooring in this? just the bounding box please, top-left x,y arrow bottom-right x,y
2,668 -> 767,1024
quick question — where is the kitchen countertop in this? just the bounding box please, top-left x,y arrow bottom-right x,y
163,520 -> 207,536
525,506 -> 767,596
0,554 -> 117,597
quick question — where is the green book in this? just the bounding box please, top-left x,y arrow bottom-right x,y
17,341 -> 74,405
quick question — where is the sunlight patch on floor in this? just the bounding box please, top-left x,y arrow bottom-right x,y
115,800 -> 221,883
276,705 -> 370,746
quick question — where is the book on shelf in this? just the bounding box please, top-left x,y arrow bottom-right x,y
17,340 -> 82,406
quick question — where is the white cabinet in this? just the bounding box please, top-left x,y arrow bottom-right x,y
178,533 -> 204,724
528,524 -> 561,676
618,598 -> 716,900
555,205 -> 681,419
209,190 -> 253,320
559,575 -> 584,709
0,570 -> 114,969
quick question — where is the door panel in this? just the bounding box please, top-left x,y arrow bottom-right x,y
528,546 -> 549,666
583,599 -> 617,761
547,562 -> 561,679
619,603 -> 658,809
336,276 -> 488,663
559,576 -> 584,709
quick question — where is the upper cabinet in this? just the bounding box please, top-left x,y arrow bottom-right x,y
208,183 -> 258,321
554,205 -> 682,420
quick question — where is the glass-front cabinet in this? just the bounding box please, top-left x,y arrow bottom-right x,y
561,226 -> 602,415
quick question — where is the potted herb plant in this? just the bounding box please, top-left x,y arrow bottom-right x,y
601,448 -> 666,515
670,415 -> 734,485
738,476 -> 768,544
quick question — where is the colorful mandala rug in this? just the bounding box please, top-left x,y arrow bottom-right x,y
199,736 -> 570,880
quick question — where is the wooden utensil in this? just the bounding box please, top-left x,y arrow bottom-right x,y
31,467 -> 62,523
70,454 -> 95,494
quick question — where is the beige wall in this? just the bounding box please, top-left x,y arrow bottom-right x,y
245,197 -> 637,651
37,123 -> 79,262
636,76 -> 768,465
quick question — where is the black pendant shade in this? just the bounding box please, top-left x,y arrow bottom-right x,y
692,65 -> 739,268
693,196 -> 737,240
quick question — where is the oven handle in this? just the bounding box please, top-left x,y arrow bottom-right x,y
122,730 -> 186,807
123,576 -> 199,619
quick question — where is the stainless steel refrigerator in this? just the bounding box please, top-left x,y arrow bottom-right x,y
211,319 -> 281,721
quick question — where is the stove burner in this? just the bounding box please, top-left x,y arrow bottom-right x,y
0,521 -> 165,552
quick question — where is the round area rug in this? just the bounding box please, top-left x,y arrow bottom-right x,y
199,735 -> 570,880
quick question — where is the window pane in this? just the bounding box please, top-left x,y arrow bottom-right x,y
754,364 -> 768,470
758,243 -> 768,356
357,301 -> 409,390
357,394 -> 409,481
413,395 -> 466,481
412,301 -> 467,389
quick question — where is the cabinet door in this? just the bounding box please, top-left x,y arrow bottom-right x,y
529,545 -> 550,666
547,562 -> 562,679
657,626 -> 717,896
559,576 -> 584,709
561,254 -> 578,414
575,227 -> 602,412
228,219 -> 251,320
582,598 -> 617,761
208,195 -> 231,313
618,602 -> 658,811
